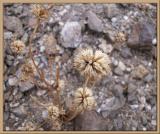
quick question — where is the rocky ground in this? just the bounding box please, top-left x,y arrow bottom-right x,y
3,3 -> 157,131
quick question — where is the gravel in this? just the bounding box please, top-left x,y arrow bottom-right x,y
3,3 -> 157,131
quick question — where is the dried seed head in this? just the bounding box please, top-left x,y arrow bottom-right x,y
115,32 -> 126,42
20,62 -> 36,81
47,105 -> 60,120
31,4 -> 49,20
24,121 -> 37,131
10,40 -> 25,54
74,48 -> 111,81
74,87 -> 96,111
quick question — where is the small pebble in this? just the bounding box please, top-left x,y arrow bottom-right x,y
6,126 -> 10,131
151,120 -> 156,126
40,46 -> 45,52
126,67 -> 131,72
152,38 -> 157,45
112,58 -> 118,66
8,77 -> 18,86
42,110 -> 48,118
143,127 -> 147,131
111,17 -> 117,23
148,62 -> 152,67
123,16 -> 128,20
130,104 -> 139,109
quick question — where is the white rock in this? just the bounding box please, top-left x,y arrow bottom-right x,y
42,110 -> 48,118
146,105 -> 151,111
118,61 -> 126,71
5,127 -> 10,131
111,17 -> 117,23
49,17 -> 54,23
130,104 -> 139,109
151,120 -> 156,126
59,9 -> 67,16
126,67 -> 131,72
40,46 -> 45,52
97,108 -> 101,113
61,21 -> 82,48
8,77 -> 18,86
4,32 -> 13,40
112,57 -> 118,66
148,62 -> 152,67
37,90 -> 46,96
152,38 -> 157,45
123,16 -> 128,20
99,43 -> 113,54
143,127 -> 147,131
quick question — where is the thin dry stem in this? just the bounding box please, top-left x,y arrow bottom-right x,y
28,18 -> 52,89
54,63 -> 61,109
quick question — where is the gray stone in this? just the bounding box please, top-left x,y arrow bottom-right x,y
113,67 -> 124,76
4,16 -> 24,37
61,21 -> 82,48
152,38 -> 157,45
6,60 -> 13,66
118,61 -> 126,71
111,17 -> 117,23
113,117 -> 123,130
86,11 -> 103,32
6,55 -> 14,61
19,80 -> 34,92
144,74 -> 153,82
21,33 -> 28,44
12,105 -> 27,117
128,22 -> 155,50
128,83 -> 137,93
99,43 -> 113,54
4,32 -> 13,40
36,90 -> 47,96
120,47 -> 132,58
141,115 -> 148,125
74,110 -> 106,130
105,30 -> 116,43
8,76 -> 18,86
112,58 -> 118,67
151,120 -> 156,126
101,95 -> 125,118
101,99 -> 125,118
104,4 -> 121,18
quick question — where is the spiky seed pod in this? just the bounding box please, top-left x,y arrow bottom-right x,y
20,62 -> 36,81
74,87 -> 96,111
10,40 -> 25,54
47,105 -> 60,120
74,48 -> 111,81
31,4 -> 49,20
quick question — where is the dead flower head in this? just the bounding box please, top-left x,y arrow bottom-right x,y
10,40 -> 25,54
31,4 -> 49,20
115,32 -> 126,42
74,87 -> 96,111
20,61 -> 36,81
47,105 -> 60,120
74,48 -> 111,81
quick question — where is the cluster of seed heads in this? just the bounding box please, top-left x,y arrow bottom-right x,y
74,87 -> 96,111
115,32 -> 126,42
10,40 -> 25,54
47,105 -> 60,120
31,4 -> 49,20
20,62 -> 36,81
8,4 -> 113,130
74,48 -> 111,81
